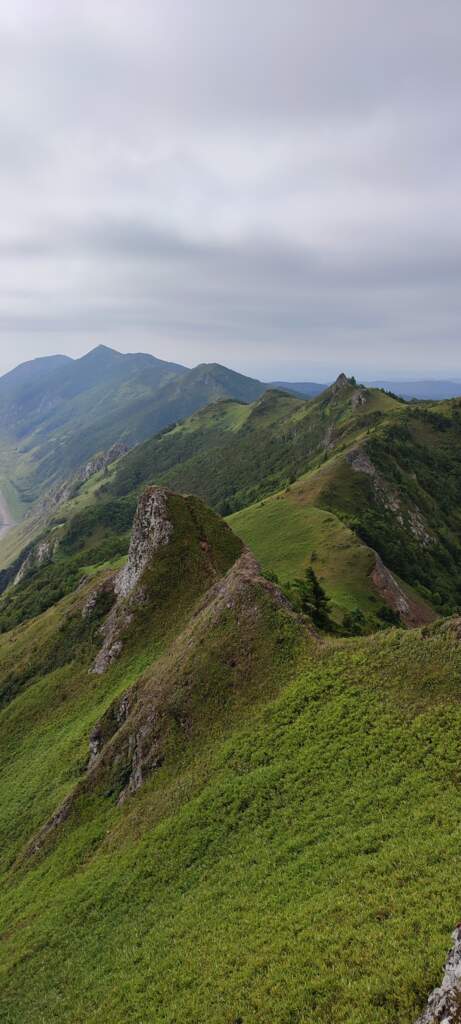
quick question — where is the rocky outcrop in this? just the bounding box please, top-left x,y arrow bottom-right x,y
23,545 -> 304,859
416,926 -> 461,1023
90,548 -> 297,802
90,486 -> 173,674
347,447 -> 434,547
115,487 -> 173,599
10,442 -> 131,588
351,388 -> 367,408
37,442 -> 130,516
75,442 -> 130,487
371,552 -> 434,627
331,372 -> 349,394
13,536 -> 58,586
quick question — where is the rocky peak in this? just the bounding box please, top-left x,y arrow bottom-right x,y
90,486 -> 243,676
115,486 -> 173,600
330,372 -> 350,395
91,487 -> 174,674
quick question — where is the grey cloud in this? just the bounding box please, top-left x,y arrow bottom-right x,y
0,0 -> 460,379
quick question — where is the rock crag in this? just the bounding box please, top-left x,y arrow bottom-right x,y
416,926 -> 461,1023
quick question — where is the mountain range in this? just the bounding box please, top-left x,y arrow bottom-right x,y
1,345 -> 460,525
1,350 -> 461,1023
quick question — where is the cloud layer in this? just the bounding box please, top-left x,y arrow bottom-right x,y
0,0 -> 460,379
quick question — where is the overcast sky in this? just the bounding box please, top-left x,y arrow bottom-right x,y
0,0 -> 460,381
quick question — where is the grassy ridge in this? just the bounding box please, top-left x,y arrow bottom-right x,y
2,612 -> 461,1022
228,489 -> 377,618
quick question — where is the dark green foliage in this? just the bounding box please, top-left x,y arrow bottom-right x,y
359,414 -> 461,608
343,607 -> 367,634
60,497 -> 137,553
377,605 -> 401,626
0,560 -> 83,634
0,497 -> 135,633
0,349 -> 266,502
289,567 -> 333,630
107,386 -> 376,515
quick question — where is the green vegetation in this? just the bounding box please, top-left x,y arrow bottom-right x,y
0,347 -> 264,510
3,368 -> 461,1022
288,565 -> 333,629
1,544 -> 461,1023
228,489 -> 380,622
107,381 -> 394,515
0,496 -> 137,633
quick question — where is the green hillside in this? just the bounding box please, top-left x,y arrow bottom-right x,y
0,347 -> 265,511
0,486 -> 460,1023
6,371 -> 461,640
103,378 -> 461,615
229,492 -> 377,610
108,377 -> 399,512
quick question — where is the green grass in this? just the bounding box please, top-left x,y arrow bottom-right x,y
2,615 -> 461,1023
169,398 -> 253,435
228,489 -> 377,619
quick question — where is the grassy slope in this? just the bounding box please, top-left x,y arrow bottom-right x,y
4,381 -> 452,626
107,383 -> 399,515
228,489 -> 377,618
1,591 -> 461,1022
228,463 -> 434,626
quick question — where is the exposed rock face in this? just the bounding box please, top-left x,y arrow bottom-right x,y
24,545 -> 304,858
76,442 -> 129,486
91,486 -> 174,674
13,536 -> 58,586
347,447 -> 434,547
10,442 -> 131,589
115,487 -> 173,599
416,926 -> 461,1023
36,442 -> 130,517
96,549 -> 297,803
351,388 -> 367,408
371,552 -> 433,627
331,372 -> 349,394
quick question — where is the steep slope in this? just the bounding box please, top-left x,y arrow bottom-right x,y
103,376 -> 461,614
0,352 -> 72,408
0,348 -> 266,512
4,374 -> 461,630
108,375 -> 392,512
228,485 -> 434,628
2,486 -> 461,1023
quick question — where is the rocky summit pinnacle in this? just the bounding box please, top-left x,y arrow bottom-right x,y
115,486 -> 173,600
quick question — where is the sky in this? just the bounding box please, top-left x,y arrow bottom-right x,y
0,0 -> 460,381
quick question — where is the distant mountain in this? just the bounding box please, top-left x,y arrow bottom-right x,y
268,380 -> 326,397
0,346 -> 264,512
366,379 -> 461,400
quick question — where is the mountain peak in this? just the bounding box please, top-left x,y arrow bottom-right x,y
79,344 -> 122,364
91,485 -> 244,675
